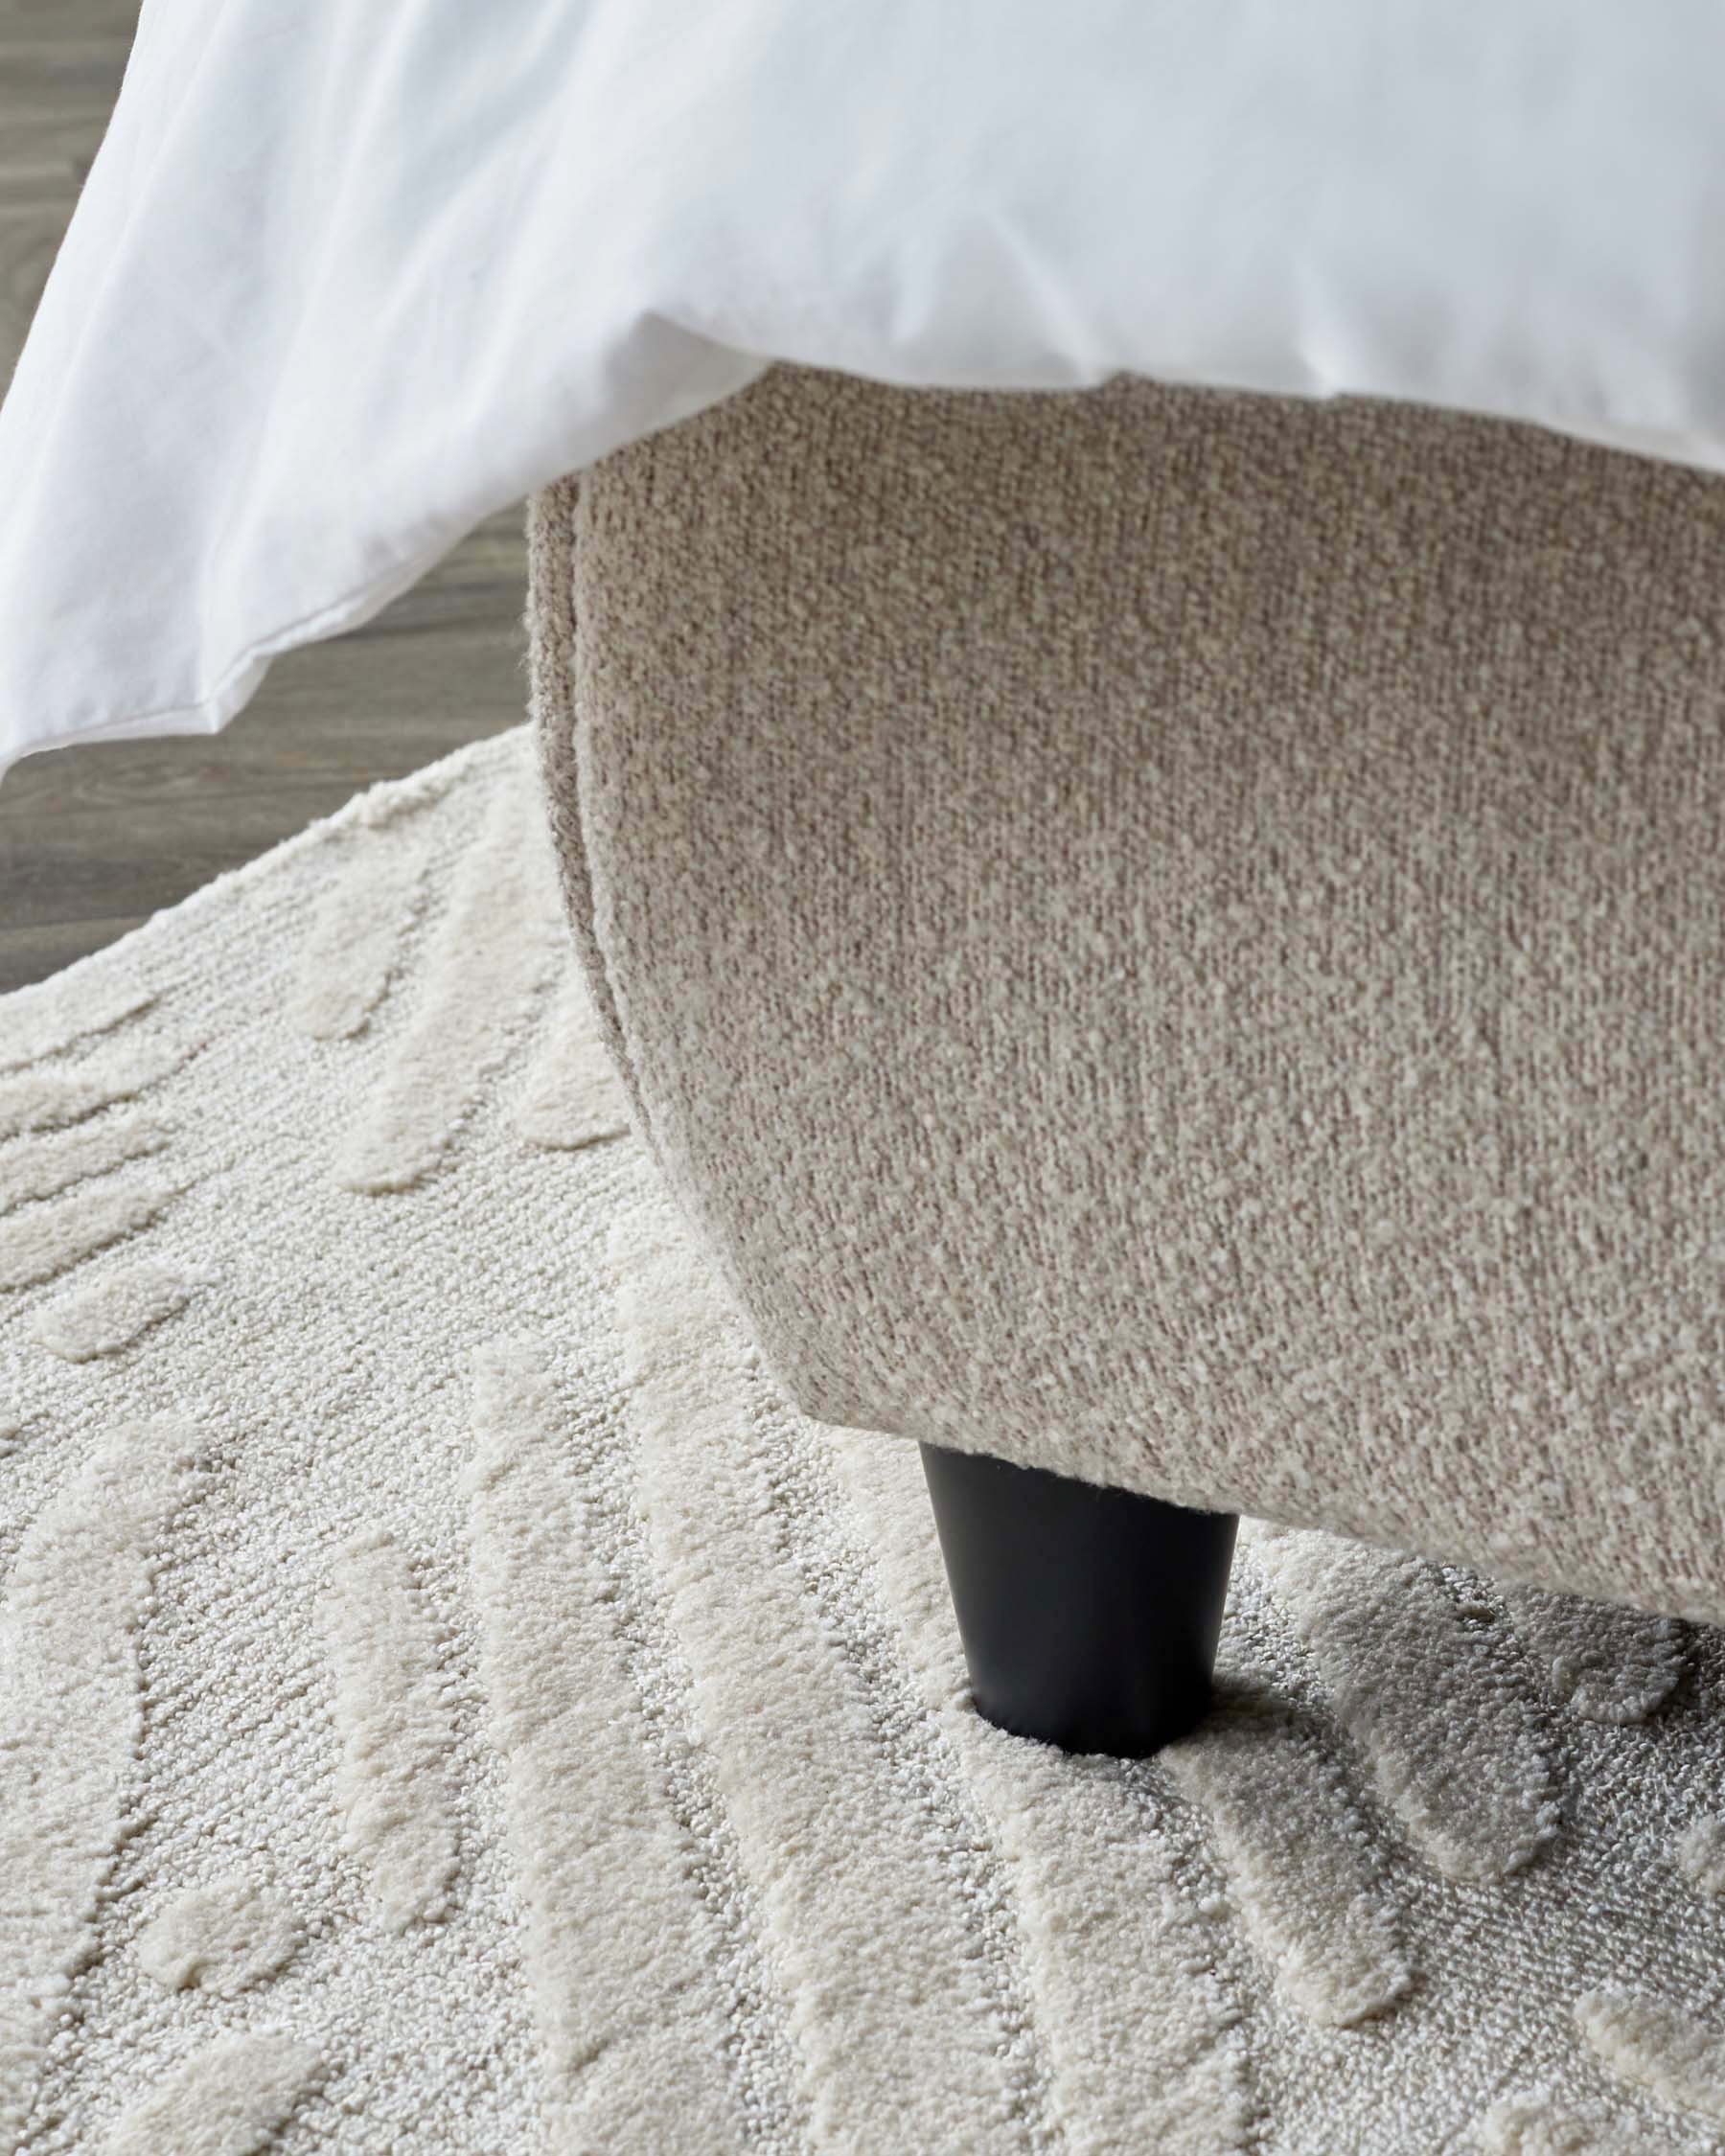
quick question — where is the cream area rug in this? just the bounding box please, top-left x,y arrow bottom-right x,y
8,726 -> 1725,2156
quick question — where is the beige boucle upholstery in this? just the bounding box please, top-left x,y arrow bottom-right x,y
527,363 -> 1725,1621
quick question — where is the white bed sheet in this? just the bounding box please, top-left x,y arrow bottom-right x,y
3,0 -> 1724,778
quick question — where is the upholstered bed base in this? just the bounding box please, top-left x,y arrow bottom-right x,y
527,362 -> 1725,1628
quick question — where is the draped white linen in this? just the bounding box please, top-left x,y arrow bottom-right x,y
3,0 -> 1723,775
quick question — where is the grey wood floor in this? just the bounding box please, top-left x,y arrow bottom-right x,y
0,0 -> 531,992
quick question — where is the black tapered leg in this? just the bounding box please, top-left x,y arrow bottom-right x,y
919,1443 -> 1238,1757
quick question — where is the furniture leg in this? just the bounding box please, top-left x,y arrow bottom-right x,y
919,1442 -> 1238,1756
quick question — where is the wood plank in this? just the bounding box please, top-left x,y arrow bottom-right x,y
0,0 -> 138,38
0,40 -> 131,104
0,916 -> 151,992
0,105 -> 111,210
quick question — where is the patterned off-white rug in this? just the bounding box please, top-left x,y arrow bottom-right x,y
7,726 -> 1725,2156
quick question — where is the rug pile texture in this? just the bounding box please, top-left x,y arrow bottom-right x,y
6,728 -> 1725,2154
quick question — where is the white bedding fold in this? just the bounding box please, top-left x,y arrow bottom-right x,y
3,0 -> 1723,775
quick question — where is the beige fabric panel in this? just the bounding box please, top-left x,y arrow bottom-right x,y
528,364 -> 1725,1620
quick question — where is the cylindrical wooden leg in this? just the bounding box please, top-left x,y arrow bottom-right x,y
919,1443 -> 1238,1757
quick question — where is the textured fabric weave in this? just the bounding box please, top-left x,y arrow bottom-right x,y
529,365 -> 1725,1622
